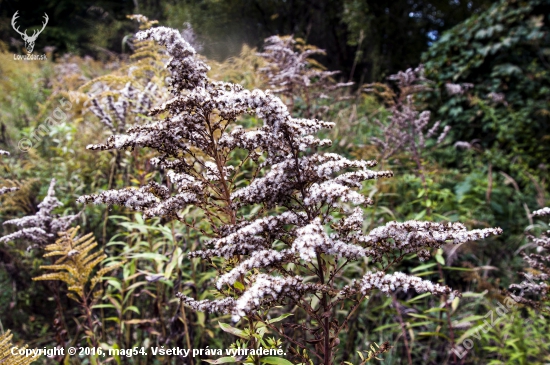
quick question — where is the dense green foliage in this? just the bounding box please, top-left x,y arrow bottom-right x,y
422,0 -> 550,176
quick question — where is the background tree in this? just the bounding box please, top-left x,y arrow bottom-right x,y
421,0 -> 550,179
1,0 -> 492,82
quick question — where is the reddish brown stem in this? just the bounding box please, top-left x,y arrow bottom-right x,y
392,294 -> 413,365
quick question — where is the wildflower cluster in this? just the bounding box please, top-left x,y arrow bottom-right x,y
1,179 -> 79,248
365,66 -> 450,160
0,151 -> 18,196
445,82 -> 474,96
82,16 -> 167,135
509,207 -> 550,308
87,81 -> 159,134
258,35 -> 352,116
340,271 -> 458,298
78,26 -> 502,363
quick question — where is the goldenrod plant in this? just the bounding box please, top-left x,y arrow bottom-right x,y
33,226 -> 123,355
258,35 -> 353,117
77,15 -> 167,140
0,330 -> 39,365
0,178 -> 40,217
0,179 -> 79,248
33,227 -> 107,300
77,25 -> 503,365
0,3 -> 549,365
0,151 -> 19,196
509,207 -> 550,311
364,66 -> 450,163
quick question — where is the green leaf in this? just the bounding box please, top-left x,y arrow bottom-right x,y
233,281 -> 245,291
456,315 -> 485,323
406,292 -> 431,303
261,357 -> 293,365
218,322 -> 249,339
418,332 -> 450,340
126,281 -> 148,292
413,209 -> 426,220
407,313 -> 433,320
106,279 -> 122,291
267,313 -> 293,324
130,253 -> 168,261
451,297 -> 460,312
123,306 -> 140,315
373,323 -> 399,332
435,248 -> 445,265
203,357 -> 236,364
91,304 -> 116,310
410,262 -> 437,273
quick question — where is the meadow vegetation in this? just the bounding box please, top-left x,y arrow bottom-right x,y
0,1 -> 549,364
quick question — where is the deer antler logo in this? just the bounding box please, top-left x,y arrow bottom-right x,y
11,11 -> 49,54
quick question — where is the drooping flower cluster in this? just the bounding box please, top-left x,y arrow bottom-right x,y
487,92 -> 507,105
83,16 -> 167,135
0,150 -> 19,196
87,81 -> 160,133
351,220 -> 503,262
230,274 -> 326,322
189,211 -> 306,259
365,66 -> 451,160
533,207 -> 550,217
0,179 -> 79,248
136,27 -> 209,93
258,35 -> 353,116
445,82 -> 474,96
509,207 -> 550,307
78,26 -> 502,361
340,271 -> 459,299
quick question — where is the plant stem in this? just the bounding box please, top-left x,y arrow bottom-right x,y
392,294 -> 412,365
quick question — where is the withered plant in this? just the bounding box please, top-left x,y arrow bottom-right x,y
77,14 -> 169,243
80,15 -> 166,142
78,26 -> 502,364
34,226 -> 123,353
0,330 -> 39,365
258,35 -> 353,118
364,66 -> 450,166
509,207 -> 550,311
363,67 -> 462,362
0,150 -> 19,196
0,179 -> 88,358
0,179 -> 79,249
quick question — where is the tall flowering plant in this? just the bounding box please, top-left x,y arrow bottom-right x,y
510,207 -> 550,311
78,26 -> 502,364
258,35 -> 352,117
1,179 -> 79,249
0,150 -> 19,196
